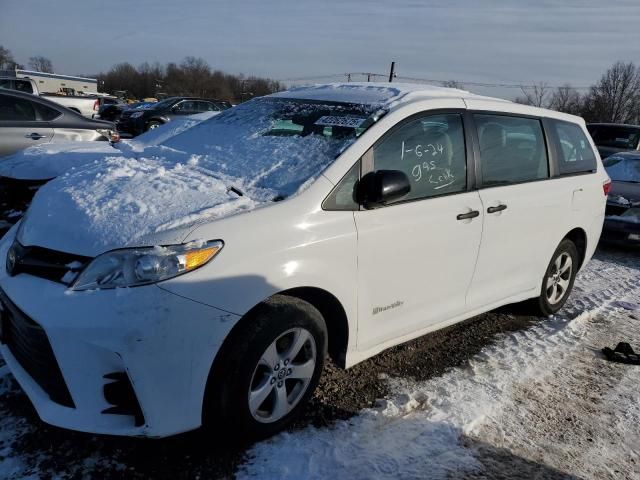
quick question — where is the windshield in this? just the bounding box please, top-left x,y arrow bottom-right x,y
592,126 -> 640,150
604,155 -> 640,182
161,97 -> 384,196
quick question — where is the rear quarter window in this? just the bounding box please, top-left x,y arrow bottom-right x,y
550,121 -> 597,175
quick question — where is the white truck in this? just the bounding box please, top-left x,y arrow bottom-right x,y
0,75 -> 111,118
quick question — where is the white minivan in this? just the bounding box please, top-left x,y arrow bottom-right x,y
0,83 -> 608,439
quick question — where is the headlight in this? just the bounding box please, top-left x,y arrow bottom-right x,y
130,111 -> 144,118
71,240 -> 223,291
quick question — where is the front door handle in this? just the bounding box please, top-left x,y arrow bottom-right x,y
25,132 -> 45,140
457,210 -> 480,220
487,204 -> 507,214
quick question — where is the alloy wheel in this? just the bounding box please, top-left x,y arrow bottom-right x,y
248,327 -> 317,423
546,252 -> 573,305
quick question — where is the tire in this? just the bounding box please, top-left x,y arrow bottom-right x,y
530,239 -> 579,316
145,120 -> 162,131
203,295 -> 327,441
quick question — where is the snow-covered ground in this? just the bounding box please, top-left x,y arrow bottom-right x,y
1,247 -> 639,479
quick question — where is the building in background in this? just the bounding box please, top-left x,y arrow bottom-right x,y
9,69 -> 98,95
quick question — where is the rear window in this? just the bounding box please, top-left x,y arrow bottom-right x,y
590,125 -> 640,150
35,102 -> 61,121
603,155 -> 640,183
551,121 -> 597,175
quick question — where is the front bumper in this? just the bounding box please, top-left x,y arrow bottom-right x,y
0,230 -> 240,437
602,218 -> 640,245
116,116 -> 145,136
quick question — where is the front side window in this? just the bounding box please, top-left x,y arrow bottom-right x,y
475,114 -> 548,186
552,121 -> 597,175
14,80 -> 33,94
0,94 -> 37,121
371,113 -> 467,203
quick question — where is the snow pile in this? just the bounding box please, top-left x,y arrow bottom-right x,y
239,255 -> 640,480
0,142 -> 117,180
19,97 -> 375,254
119,112 -> 218,152
18,156 -> 264,255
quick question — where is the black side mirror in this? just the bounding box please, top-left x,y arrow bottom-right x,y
357,170 -> 411,208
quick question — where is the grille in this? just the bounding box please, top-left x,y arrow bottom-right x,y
6,240 -> 91,285
0,288 -> 75,408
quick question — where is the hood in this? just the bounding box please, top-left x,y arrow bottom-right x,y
17,155 -> 268,257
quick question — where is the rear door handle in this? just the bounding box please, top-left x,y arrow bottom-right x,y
25,132 -> 45,140
487,204 -> 507,214
457,210 -> 480,220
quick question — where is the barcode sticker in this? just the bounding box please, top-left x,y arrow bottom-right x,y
315,116 -> 366,128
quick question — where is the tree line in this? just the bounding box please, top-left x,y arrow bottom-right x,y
96,57 -> 283,103
1,46 -> 283,103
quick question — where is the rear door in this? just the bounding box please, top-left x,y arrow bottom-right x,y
353,110 -> 484,351
0,93 -> 54,157
466,112 -> 566,309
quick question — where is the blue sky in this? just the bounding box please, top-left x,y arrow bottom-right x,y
1,0 -> 639,99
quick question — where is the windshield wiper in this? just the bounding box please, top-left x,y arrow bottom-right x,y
227,186 -> 244,197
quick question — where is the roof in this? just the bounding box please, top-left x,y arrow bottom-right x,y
271,82 -> 504,107
15,69 -> 97,84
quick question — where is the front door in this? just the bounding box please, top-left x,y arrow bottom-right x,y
355,111 -> 483,351
0,93 -> 53,157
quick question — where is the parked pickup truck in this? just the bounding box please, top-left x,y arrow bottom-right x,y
0,76 -> 112,118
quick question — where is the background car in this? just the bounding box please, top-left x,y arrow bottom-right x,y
95,101 -> 153,123
0,89 -> 117,159
116,96 -> 231,136
602,152 -> 640,245
587,123 -> 640,159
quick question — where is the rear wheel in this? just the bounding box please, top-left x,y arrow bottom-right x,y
530,239 -> 579,316
204,295 -> 327,440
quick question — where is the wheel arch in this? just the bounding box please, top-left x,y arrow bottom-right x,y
201,286 -> 351,426
563,227 -> 587,271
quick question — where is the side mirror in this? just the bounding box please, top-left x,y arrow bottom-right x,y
357,170 -> 411,208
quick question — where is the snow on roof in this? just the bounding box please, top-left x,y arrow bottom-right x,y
271,82 -> 483,107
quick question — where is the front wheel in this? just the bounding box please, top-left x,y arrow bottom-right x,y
204,295 -> 327,440
530,239 -> 579,316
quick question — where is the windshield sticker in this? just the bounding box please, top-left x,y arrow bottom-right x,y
315,116 -> 367,128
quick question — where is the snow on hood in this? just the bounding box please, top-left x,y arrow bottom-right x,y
18,156 -> 265,256
18,96 -> 382,256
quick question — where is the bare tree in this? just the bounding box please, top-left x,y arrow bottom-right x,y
581,61 -> 640,124
515,82 -> 550,108
28,55 -> 54,73
548,84 -> 583,115
0,45 -> 16,70
441,80 -> 464,89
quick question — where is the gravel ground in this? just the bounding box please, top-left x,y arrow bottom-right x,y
0,228 -> 636,479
